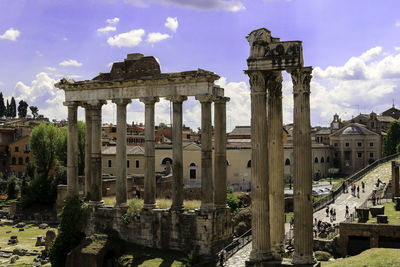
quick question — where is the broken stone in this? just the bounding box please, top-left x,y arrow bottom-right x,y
35,236 -> 45,247
16,222 -> 25,228
19,228 -> 24,231
10,255 -> 19,263
45,229 -> 56,250
12,248 -> 27,256
38,223 -> 48,229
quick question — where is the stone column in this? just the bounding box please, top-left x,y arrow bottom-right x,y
140,97 -> 159,210
392,161 -> 399,199
167,95 -> 187,211
89,101 -> 106,203
214,96 -> 230,208
289,67 -> 315,265
64,102 -> 79,197
267,71 -> 285,260
246,71 -> 272,262
113,99 -> 131,207
195,94 -> 214,211
84,105 -> 93,199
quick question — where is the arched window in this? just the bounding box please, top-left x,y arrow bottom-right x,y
321,157 -> 325,163
189,162 -> 197,179
161,157 -> 173,165
285,158 -> 291,166
11,157 -> 16,165
327,156 -> 330,163
314,157 -> 318,163
247,160 -> 251,168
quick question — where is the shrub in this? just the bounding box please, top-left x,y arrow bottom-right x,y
48,196 -> 87,267
314,250 -> 332,261
7,175 -> 18,199
227,193 -> 240,213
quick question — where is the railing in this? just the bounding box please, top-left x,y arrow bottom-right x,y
216,229 -> 252,263
313,153 -> 400,212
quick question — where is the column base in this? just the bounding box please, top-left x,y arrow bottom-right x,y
246,260 -> 320,267
292,252 -> 317,266
170,204 -> 184,211
200,202 -> 215,212
249,249 -> 273,262
142,203 -> 157,210
88,200 -> 104,207
271,244 -> 284,261
115,202 -> 129,209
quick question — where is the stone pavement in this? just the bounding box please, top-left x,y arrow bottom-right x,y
224,159 -> 397,266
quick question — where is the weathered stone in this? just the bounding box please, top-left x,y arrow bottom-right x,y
36,236 -> 45,247
10,255 -> 19,263
38,223 -> 48,229
377,215 -> 388,224
370,205 -> 384,217
356,208 -> 369,223
45,229 -> 57,250
16,222 -> 25,228
13,248 -> 27,256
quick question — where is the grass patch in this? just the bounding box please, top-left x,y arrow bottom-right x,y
313,195 -> 324,202
118,243 -> 191,266
365,202 -> 400,225
321,248 -> 400,267
285,212 -> 293,223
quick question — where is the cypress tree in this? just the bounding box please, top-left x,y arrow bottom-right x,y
10,97 -> 16,118
0,93 -> 5,117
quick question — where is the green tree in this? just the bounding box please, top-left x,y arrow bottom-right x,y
383,121 -> 400,156
10,97 -> 16,118
56,121 -> 85,175
6,99 -> 10,117
0,92 -> 5,117
30,106 -> 39,119
7,175 -> 18,199
30,123 -> 62,175
17,100 -> 28,118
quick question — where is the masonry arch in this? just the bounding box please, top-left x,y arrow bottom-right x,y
189,162 -> 197,179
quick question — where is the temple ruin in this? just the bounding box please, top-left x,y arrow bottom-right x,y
245,28 -> 317,266
55,53 -> 232,257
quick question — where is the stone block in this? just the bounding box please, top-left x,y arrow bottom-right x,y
377,215 -> 388,224
370,206 -> 384,217
356,208 -> 369,223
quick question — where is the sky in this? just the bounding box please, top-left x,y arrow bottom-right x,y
0,0 -> 400,131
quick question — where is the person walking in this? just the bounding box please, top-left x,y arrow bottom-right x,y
333,209 -> 336,221
357,185 -> 360,198
219,249 -> 226,266
326,206 -> 329,217
361,181 -> 365,193
345,180 -> 349,193
345,205 -> 349,218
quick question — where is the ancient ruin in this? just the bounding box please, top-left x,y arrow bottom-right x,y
245,28 -> 316,266
55,53 -> 232,257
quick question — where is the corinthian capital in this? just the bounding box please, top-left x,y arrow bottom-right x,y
195,94 -> 214,103
166,95 -> 188,103
140,96 -> 159,105
266,71 -> 283,99
288,67 -> 313,94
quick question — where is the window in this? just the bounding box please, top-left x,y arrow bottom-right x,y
127,160 -> 130,168
369,152 -> 374,158
25,157 -> 30,164
285,158 -> 291,166
161,157 -> 173,165
327,156 -> 330,163
344,151 -> 351,161
334,143 -> 338,147
24,143 -> 29,152
247,160 -> 251,168
11,157 -> 16,165
357,142 -> 362,147
135,160 -> 140,168
18,157 -> 23,165
189,162 -> 197,179
108,159 -> 112,168
14,146 -> 19,152
314,157 -> 318,163
369,142 -> 374,147
321,157 -> 325,163
334,152 -> 339,158
357,152 -> 362,158
345,142 -> 350,147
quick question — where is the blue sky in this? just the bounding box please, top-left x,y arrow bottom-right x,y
1,0 -> 400,130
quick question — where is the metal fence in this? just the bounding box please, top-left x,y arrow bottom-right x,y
216,229 -> 252,263
313,153 -> 400,212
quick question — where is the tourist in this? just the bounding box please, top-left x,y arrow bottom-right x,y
345,205 -> 349,218
361,181 -> 365,193
345,180 -> 349,193
357,185 -> 360,198
219,249 -> 226,266
290,217 -> 294,229
326,206 -> 329,217
333,209 -> 336,221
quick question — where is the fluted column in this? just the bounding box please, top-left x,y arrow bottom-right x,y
246,70 -> 272,261
89,101 -> 106,202
195,94 -> 214,211
289,67 -> 315,265
167,95 -> 187,211
267,71 -> 285,260
113,99 -> 131,207
392,161 -> 399,199
140,97 -> 159,210
64,101 -> 79,197
84,105 -> 93,200
214,96 -> 230,208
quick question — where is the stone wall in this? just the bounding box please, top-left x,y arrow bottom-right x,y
85,206 -> 232,258
338,223 -> 400,256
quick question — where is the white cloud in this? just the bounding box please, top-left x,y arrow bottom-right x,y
97,26 -> 117,33
59,59 -> 83,67
0,28 -> 20,41
360,46 -> 382,62
396,21 -> 400,27
165,17 -> 178,32
46,67 -> 56,71
395,46 -> 400,51
146,32 -> 171,43
124,0 -> 245,12
106,17 -> 120,25
107,29 -> 145,47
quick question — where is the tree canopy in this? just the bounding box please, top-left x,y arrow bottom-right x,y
10,97 -> 16,118
0,93 -> 5,117
383,121 -> 400,156
18,100 -> 29,118
30,106 -> 39,119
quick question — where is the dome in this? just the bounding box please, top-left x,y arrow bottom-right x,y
342,125 -> 363,135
